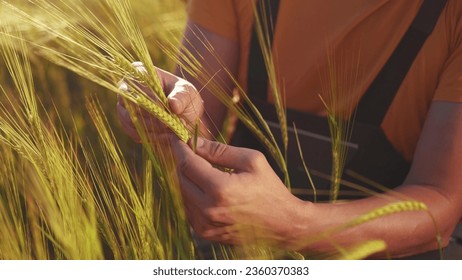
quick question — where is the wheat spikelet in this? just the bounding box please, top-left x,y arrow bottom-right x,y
344,201 -> 428,230
336,240 -> 387,260
300,200 -> 431,253
112,56 -> 168,104
132,94 -> 190,143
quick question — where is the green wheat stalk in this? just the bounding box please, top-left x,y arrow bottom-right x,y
0,28 -> 102,259
252,1 -> 289,154
318,47 -> 362,202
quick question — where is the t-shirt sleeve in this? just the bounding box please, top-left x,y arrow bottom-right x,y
187,0 -> 239,41
433,4 -> 462,102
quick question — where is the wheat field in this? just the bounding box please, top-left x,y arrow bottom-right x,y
0,0 -> 440,260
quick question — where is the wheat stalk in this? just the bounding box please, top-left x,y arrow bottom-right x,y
318,46 -> 362,202
253,2 -> 288,153
0,0 -> 200,260
1,28 -> 103,259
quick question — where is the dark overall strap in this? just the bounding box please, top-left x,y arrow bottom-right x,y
247,0 -> 281,101
355,0 -> 448,125
248,0 -> 447,124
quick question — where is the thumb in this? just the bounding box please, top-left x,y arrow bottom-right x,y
194,137 -> 266,172
168,81 -> 204,123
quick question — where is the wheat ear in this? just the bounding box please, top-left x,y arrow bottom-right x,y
335,240 -> 387,260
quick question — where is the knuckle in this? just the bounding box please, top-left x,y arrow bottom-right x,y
245,150 -> 267,169
209,141 -> 228,159
193,222 -> 214,240
203,208 -> 220,223
178,82 -> 201,103
205,207 -> 232,225
178,156 -> 192,174
193,224 -> 207,238
212,190 -> 227,206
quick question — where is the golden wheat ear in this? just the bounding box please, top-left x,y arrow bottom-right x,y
331,240 -> 387,260
118,61 -> 191,143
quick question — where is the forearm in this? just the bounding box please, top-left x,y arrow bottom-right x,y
293,184 -> 458,258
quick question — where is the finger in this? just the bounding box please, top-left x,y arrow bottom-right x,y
133,62 -> 165,100
201,225 -> 241,242
119,95 -> 172,131
122,63 -> 203,129
184,204 -> 231,233
118,79 -> 154,120
118,102 -> 174,144
117,80 -> 129,95
168,81 -> 203,117
117,101 -> 141,142
200,224 -> 250,245
119,62 -> 163,102
183,202 -> 234,242
177,172 -> 208,207
171,136 -> 227,193
194,137 -> 266,172
179,175 -> 235,228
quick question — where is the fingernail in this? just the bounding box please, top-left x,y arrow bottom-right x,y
118,81 -> 128,92
131,61 -> 147,75
131,61 -> 144,68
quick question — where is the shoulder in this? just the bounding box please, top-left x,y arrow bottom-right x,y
439,0 -> 462,49
429,0 -> 462,103
187,0 -> 256,41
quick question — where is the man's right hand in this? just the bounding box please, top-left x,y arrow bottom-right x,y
117,63 -> 204,143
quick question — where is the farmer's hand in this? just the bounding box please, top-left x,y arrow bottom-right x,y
117,62 -> 204,142
171,136 -> 310,248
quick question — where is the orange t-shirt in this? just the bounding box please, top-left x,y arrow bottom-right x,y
187,0 -> 462,162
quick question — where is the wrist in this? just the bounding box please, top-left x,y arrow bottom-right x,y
281,198 -> 315,250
